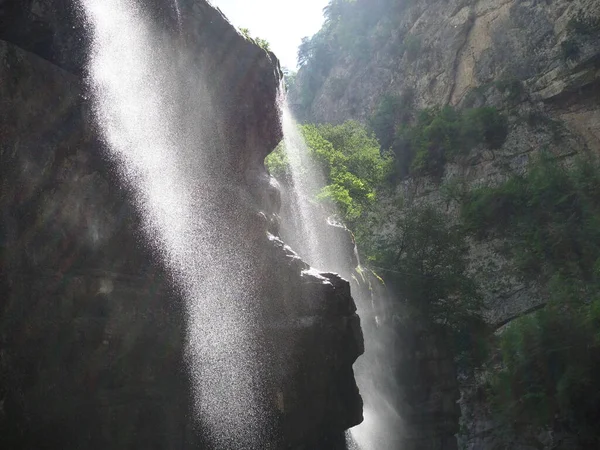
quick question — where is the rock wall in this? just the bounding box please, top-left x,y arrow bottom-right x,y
292,0 -> 600,448
294,0 -> 599,128
292,0 -> 600,324
351,266 -> 461,450
0,1 -> 363,448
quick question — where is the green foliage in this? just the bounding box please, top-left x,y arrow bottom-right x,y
294,0 -> 400,112
305,121 -> 393,224
295,32 -> 335,110
462,155 -> 600,283
393,106 -> 508,178
282,68 -> 297,92
369,204 -> 486,365
491,302 -> 600,445
265,121 -> 392,226
239,27 -> 271,51
368,90 -> 415,151
239,27 -> 251,39
254,38 -> 271,52
465,107 -> 510,149
525,111 -> 565,141
264,143 -> 291,182
460,155 -> 600,441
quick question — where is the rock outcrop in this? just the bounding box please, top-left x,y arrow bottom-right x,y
0,1 -> 363,448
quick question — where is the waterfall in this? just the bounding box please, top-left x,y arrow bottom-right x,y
278,105 -> 327,269
173,0 -> 183,31
278,101 -> 401,450
81,0 -> 271,446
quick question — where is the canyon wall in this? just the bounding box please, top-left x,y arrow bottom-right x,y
292,0 -> 600,448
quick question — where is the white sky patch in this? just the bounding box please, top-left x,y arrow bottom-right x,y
210,0 -> 329,70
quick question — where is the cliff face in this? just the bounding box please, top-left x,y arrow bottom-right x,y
0,1 -> 363,448
315,0 -> 598,322
292,0 -> 600,448
294,0 -> 599,133
292,0 -> 600,361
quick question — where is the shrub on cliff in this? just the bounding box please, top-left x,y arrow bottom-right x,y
461,154 -> 600,283
304,121 -> 393,225
390,106 -> 508,178
265,142 -> 292,183
239,28 -> 271,51
294,0 -> 400,113
491,301 -> 600,446
368,90 -> 415,151
461,154 -> 600,442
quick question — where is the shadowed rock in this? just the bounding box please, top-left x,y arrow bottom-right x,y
0,1 -> 363,448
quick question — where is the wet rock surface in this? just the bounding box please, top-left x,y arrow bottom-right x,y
0,1 -> 363,448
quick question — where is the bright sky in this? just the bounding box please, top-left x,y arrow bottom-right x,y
210,0 -> 329,70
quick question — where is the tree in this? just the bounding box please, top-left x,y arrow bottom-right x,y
239,27 -> 271,51
265,121 -> 392,227
303,122 -> 392,225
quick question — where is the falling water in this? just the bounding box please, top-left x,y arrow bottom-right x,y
278,105 -> 327,269
173,0 -> 183,30
81,0 -> 271,446
279,101 -> 401,449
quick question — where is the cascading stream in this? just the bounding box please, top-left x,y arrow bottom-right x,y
81,0 -> 272,446
278,100 -> 401,450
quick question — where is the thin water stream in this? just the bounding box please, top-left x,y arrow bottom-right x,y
278,101 -> 400,450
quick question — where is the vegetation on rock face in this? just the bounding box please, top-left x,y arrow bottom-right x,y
267,119 -> 486,365
368,203 -> 487,366
239,27 -> 271,51
491,302 -> 600,446
462,155 -> 600,285
285,0 -> 600,446
268,118 -> 600,440
282,68 -> 297,92
266,120 -> 392,226
295,0 -> 402,113
459,155 -> 600,443
368,90 -> 415,151
371,102 -> 508,178
561,12 -> 600,62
